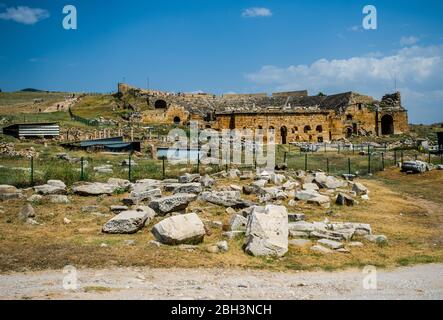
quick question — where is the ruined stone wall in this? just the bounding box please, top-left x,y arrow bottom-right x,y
272,90 -> 308,98
142,104 -> 195,125
331,104 -> 378,139
389,110 -> 409,134
222,93 -> 268,99
216,112 -> 331,143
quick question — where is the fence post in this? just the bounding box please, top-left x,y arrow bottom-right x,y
162,157 -> 165,180
225,150 -> 228,172
283,152 -> 287,164
428,151 -> 431,164
348,158 -> 351,175
338,144 -> 340,154
128,152 -> 132,182
401,150 -> 404,164
368,152 -> 371,174
394,150 -> 397,165
326,158 -> 329,174
352,145 -> 355,155
30,156 -> 34,186
382,152 -> 385,171
324,143 -> 326,153
80,157 -> 84,181
197,152 -> 200,174
304,153 -> 308,171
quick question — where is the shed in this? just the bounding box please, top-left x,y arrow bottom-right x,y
61,136 -> 141,152
2,122 -> 60,138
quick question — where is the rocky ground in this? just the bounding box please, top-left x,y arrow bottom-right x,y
0,264 -> 441,300
1,159 -> 442,298
1,168 -> 388,258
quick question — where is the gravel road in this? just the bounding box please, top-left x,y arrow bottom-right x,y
0,264 -> 442,300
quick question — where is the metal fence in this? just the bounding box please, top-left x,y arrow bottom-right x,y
68,107 -> 100,127
1,145 -> 442,189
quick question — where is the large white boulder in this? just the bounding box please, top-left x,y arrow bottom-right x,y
148,193 -> 197,215
244,205 -> 288,257
151,212 -> 206,245
73,182 -> 120,196
107,178 -> 131,190
34,180 -> 67,195
173,183 -> 202,194
130,179 -> 161,193
102,207 -> 156,234
0,185 -> 23,200
294,190 -> 320,201
178,173 -> 200,183
352,182 -> 368,195
322,176 -> 347,189
123,188 -> 162,205
199,190 -> 252,209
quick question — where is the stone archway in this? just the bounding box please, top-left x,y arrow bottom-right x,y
229,115 -> 235,130
280,126 -> 288,144
155,99 -> 167,109
381,114 -> 394,135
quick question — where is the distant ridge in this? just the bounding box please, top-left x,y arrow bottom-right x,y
20,88 -> 45,92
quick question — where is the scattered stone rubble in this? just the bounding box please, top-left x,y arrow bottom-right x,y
0,142 -> 38,158
0,166 -> 392,257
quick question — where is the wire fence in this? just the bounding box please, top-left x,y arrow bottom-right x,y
1,145 -> 442,189
68,107 -> 103,127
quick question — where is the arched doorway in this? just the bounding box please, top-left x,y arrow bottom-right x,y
155,99 -> 167,109
280,126 -> 288,144
229,115 -> 235,130
173,116 -> 181,125
381,115 -> 394,135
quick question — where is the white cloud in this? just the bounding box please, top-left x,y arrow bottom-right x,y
242,7 -> 272,18
0,6 -> 49,25
245,45 -> 443,123
400,36 -> 419,46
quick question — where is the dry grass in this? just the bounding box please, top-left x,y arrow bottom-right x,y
0,168 -> 442,273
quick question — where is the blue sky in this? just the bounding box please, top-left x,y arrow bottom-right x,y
0,0 -> 442,123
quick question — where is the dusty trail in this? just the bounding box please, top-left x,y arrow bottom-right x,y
0,264 -> 441,300
43,98 -> 77,113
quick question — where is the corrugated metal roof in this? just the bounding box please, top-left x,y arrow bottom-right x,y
78,137 -> 124,147
2,123 -> 60,137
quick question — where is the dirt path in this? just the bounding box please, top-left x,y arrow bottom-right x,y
0,264 -> 441,300
43,98 -> 77,113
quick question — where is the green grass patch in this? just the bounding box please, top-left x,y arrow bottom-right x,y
396,255 -> 441,266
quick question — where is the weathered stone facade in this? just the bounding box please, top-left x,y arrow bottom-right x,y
119,84 -> 409,143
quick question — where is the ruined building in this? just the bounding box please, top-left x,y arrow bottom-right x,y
118,83 -> 409,143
